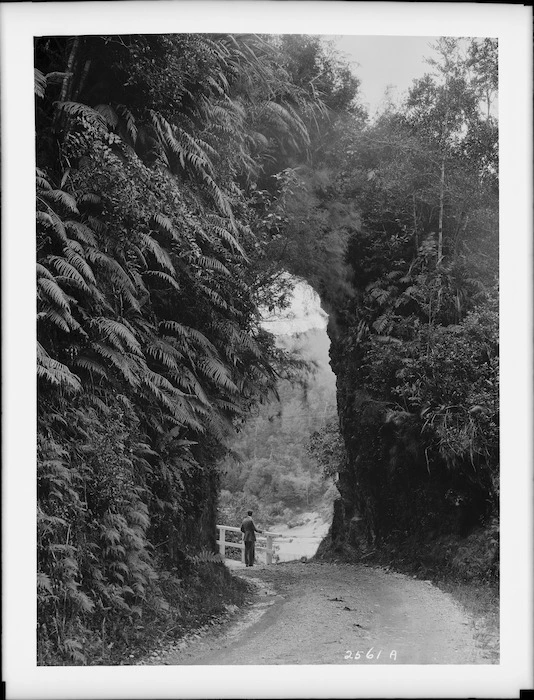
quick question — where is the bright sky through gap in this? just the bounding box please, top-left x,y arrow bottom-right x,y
261,280 -> 328,336
331,35 -> 439,116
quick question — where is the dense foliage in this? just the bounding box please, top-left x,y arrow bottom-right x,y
35,33 -> 359,664
299,39 -> 499,581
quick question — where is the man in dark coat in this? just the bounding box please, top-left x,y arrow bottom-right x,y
240,510 -> 262,567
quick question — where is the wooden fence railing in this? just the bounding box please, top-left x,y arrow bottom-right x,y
216,524 -> 281,565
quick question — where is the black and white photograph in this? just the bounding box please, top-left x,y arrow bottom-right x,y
2,2 -> 532,698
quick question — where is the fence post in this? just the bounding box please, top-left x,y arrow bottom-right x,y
266,535 -> 273,565
218,527 -> 226,559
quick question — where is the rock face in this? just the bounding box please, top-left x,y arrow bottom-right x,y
324,326 -> 498,581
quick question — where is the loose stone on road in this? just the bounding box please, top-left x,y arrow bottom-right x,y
151,561 -> 490,666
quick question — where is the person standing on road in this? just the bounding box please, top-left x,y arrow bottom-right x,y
240,510 -> 262,567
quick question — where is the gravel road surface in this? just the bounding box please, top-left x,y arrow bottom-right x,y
142,561 -> 495,666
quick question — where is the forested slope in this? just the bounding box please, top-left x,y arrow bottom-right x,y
303,39 -> 499,582
35,34 -> 358,663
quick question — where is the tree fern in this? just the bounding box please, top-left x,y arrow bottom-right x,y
85,249 -> 136,295
73,356 -> 110,380
35,68 -> 47,98
55,101 -> 108,129
188,549 -> 223,565
116,104 -> 138,145
38,276 -> 72,312
140,233 -> 175,275
94,103 -> 119,129
45,255 -> 91,293
63,246 -> 97,285
90,342 -> 140,387
150,213 -> 178,240
39,188 -> 79,215
64,221 -> 97,246
91,317 -> 143,355
196,255 -> 231,276
199,358 -> 238,393
35,32 -> 326,664
37,343 -> 82,393
145,339 -> 182,372
37,210 -> 68,245
142,270 -> 181,292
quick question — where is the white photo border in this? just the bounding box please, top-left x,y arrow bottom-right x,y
2,2 -> 532,698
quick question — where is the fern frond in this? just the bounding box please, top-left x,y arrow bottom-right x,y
37,210 -> 68,245
94,104 -> 119,129
36,175 -> 52,191
36,263 -> 55,281
150,213 -> 178,240
203,174 -> 232,218
172,366 -> 210,405
207,221 -> 245,257
116,104 -> 138,144
213,321 -> 262,358
64,220 -> 97,246
55,101 -> 107,129
86,216 -> 106,234
197,283 -> 230,311
64,238 -> 84,255
160,321 -> 219,356
212,397 -> 242,415
188,549 -> 223,565
127,506 -> 150,530
259,100 -> 310,146
177,128 -> 215,175
197,255 -> 231,276
46,71 -> 70,86
91,342 -> 140,386
119,286 -> 142,313
140,233 -> 175,275
35,69 -> 47,98
46,255 -> 90,292
91,317 -> 142,354
143,270 -> 181,292
145,340 -> 182,371
37,571 -> 53,593
37,277 -> 71,311
40,189 -> 79,215
85,249 -> 136,293
140,374 -> 201,428
37,309 -> 71,333
73,356 -> 109,379
63,247 -> 97,285
199,358 -> 238,393
78,193 -> 102,208
37,343 -> 82,393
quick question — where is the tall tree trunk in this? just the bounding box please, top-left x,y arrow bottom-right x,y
437,99 -> 449,269
437,155 -> 445,266
59,37 -> 80,103
412,193 -> 419,254
72,59 -> 91,102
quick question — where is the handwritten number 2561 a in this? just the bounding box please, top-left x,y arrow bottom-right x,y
344,648 -> 397,661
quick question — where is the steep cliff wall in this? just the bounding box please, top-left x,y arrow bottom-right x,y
322,317 -> 499,583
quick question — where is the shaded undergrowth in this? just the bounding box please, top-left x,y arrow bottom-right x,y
38,560 -> 250,666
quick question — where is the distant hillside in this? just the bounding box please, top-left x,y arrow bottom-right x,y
218,326 -> 339,530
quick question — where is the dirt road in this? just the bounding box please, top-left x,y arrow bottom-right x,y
144,561 -> 496,666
